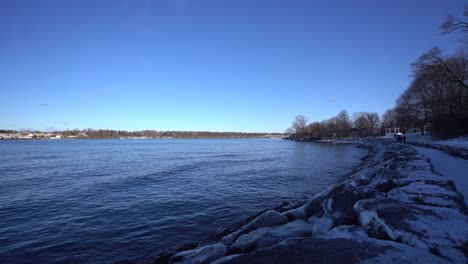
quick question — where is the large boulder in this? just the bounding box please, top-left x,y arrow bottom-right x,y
222,210 -> 288,245
282,181 -> 360,221
322,188 -> 368,224
229,219 -> 314,253
355,197 -> 468,263
169,243 -> 226,264
213,237 -> 450,264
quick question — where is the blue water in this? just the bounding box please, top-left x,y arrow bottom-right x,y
0,139 -> 366,263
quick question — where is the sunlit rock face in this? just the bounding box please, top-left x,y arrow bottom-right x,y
156,141 -> 468,264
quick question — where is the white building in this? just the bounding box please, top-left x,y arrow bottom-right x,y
384,128 -> 400,138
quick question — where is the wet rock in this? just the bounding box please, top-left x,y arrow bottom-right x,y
307,215 -> 334,236
222,210 -> 288,245
319,225 -> 369,239
282,181 -> 360,221
322,188 -> 368,224
169,243 -> 226,264
154,243 -> 198,264
282,198 -> 323,221
229,219 -> 314,253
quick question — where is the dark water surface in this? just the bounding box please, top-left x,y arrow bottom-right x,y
0,139 -> 366,263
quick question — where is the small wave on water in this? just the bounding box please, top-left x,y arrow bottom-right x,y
0,139 -> 366,263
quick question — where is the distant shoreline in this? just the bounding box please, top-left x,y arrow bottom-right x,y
0,131 -> 287,140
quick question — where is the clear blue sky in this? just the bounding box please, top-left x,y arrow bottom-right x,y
0,0 -> 465,132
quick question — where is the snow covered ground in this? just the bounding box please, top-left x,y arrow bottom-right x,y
412,146 -> 468,203
406,133 -> 468,150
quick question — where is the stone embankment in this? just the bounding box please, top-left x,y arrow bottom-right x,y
155,140 -> 468,264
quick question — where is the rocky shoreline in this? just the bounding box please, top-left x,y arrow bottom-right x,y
154,140 -> 467,264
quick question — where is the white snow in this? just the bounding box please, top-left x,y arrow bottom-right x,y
412,146 -> 468,203
406,133 -> 468,149
433,135 -> 468,149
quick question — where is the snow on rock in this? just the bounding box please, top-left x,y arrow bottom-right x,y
169,243 -> 227,264
282,178 -> 375,221
387,182 -> 466,212
433,135 -> 468,150
322,187 -> 371,224
355,197 -> 468,263
406,134 -> 468,159
319,225 -> 369,239
229,219 -> 314,253
307,215 -> 335,236
222,209 -> 288,245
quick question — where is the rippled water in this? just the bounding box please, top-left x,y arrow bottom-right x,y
0,139 -> 366,263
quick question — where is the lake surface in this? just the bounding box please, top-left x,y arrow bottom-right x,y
0,139 -> 366,264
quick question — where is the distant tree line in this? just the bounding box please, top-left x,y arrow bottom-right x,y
60,129 -> 273,139
286,111 -> 381,139
287,7 -> 468,140
388,7 -> 468,138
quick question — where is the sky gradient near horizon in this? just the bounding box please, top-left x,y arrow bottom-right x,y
0,0 -> 466,132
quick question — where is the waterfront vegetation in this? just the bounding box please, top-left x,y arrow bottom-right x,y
288,9 -> 468,140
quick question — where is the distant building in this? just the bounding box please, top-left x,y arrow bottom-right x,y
50,134 -> 62,139
19,133 -> 34,139
384,128 -> 400,138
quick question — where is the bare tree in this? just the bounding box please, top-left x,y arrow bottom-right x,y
441,6 -> 468,43
352,112 -> 380,137
291,115 -> 309,137
335,110 -> 351,138
381,108 -> 398,128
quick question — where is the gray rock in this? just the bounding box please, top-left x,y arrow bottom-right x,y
229,219 -> 314,253
319,225 -> 369,239
222,210 -> 288,245
322,188 -> 368,224
169,243 -> 226,264
307,215 -> 334,236
283,181 -> 358,221
355,197 -> 468,263
213,237 -> 450,264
